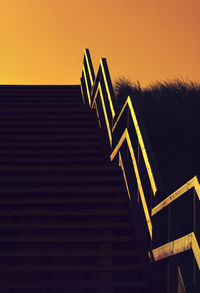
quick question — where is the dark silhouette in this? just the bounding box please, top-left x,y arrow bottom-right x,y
114,77 -> 200,193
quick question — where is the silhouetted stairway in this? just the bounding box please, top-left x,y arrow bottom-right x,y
0,85 -> 146,293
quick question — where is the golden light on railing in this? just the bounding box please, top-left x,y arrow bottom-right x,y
149,232 -> 200,270
111,128 -> 153,239
80,49 -> 200,279
152,176 -> 200,216
84,49 -> 94,87
112,96 -> 158,196
100,59 -> 115,119
82,64 -> 91,106
91,82 -> 113,146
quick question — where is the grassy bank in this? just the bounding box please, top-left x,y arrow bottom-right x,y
114,77 -> 200,193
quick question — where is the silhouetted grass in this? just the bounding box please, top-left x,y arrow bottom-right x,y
114,76 -> 200,192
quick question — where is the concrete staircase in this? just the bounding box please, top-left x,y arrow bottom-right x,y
0,85 -> 146,292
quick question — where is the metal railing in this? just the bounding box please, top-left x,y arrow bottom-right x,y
80,48 -> 200,292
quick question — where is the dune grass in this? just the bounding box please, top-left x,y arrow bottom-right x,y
113,76 -> 200,192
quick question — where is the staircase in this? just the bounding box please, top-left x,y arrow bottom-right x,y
0,85 -> 146,293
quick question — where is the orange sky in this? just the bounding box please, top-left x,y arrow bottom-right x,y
0,0 -> 200,87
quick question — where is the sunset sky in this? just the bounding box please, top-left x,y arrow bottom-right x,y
0,0 -> 200,87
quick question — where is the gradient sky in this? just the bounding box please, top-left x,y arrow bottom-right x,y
0,0 -> 200,87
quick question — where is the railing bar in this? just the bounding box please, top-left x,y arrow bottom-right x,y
84,49 -> 95,87
111,129 -> 152,238
100,59 -> 115,119
98,83 -> 112,146
82,64 -> 91,107
152,176 -> 200,216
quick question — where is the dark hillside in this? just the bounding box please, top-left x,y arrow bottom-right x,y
114,77 -> 200,193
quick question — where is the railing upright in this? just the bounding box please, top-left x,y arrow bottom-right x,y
81,49 -> 95,106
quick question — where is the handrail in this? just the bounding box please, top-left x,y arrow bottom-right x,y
152,175 -> 200,216
149,232 -> 200,270
111,127 -> 153,237
81,49 -> 95,106
90,58 -> 117,146
112,96 -> 161,196
81,49 -> 162,238
80,49 -> 200,291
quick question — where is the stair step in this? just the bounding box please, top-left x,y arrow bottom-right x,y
0,248 -> 137,257
0,156 -> 105,163
0,134 -> 99,140
0,101 -> 86,106
0,234 -> 134,242
0,97 -> 82,101
0,182 -> 123,189
0,85 -> 81,96
0,148 -> 104,156
0,108 -> 92,115
0,197 -> 126,205
0,116 -> 96,122
0,110 -> 95,117
0,182 -> 125,193
0,175 -> 121,183
0,280 -> 145,289
0,127 -> 99,133
0,208 -> 128,216
0,106 -> 92,112
0,222 -> 131,230
0,264 -> 139,272
0,141 -> 100,148
0,165 -> 120,172
0,121 -> 98,127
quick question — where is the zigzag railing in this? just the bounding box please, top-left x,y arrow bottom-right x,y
80,48 -> 200,292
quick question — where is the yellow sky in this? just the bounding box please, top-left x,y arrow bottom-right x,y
0,0 -> 200,87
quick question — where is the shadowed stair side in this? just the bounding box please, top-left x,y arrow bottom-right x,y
0,85 -> 146,293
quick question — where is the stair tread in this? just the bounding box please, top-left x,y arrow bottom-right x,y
0,208 -> 128,216
0,235 -> 134,242
0,187 -> 125,194
0,175 -> 121,182
0,141 -> 100,147
0,127 -> 99,132
0,248 -> 137,256
0,107 -> 92,112
0,113 -> 95,118
0,121 -> 97,125
0,149 -> 104,155
0,157 -> 105,162
0,101 -> 84,105
0,134 -> 99,139
0,197 -> 125,204
0,222 -> 131,229
0,280 -> 144,288
0,165 -> 119,171
0,264 -> 140,271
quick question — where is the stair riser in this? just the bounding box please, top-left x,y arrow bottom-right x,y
0,180 -> 124,188
0,215 -> 130,225
0,230 -> 134,239
0,134 -> 99,140
0,122 -> 98,127
0,142 -> 101,148
0,150 -> 104,156
0,287 -> 145,293
0,157 -> 106,164
0,117 -> 97,123
0,128 -> 99,133
0,255 -> 139,266
0,270 -> 142,281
